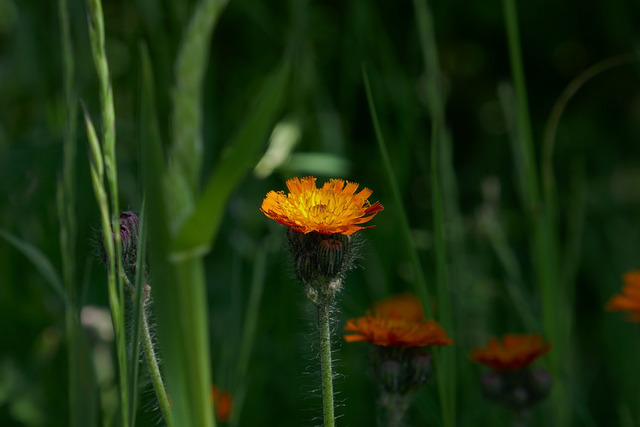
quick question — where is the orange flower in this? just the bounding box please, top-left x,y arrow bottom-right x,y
344,295 -> 452,347
471,334 -> 551,371
211,386 -> 232,423
373,294 -> 425,322
606,271 -> 640,322
260,176 -> 383,236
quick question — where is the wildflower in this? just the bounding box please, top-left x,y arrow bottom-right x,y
261,176 -> 383,300
345,294 -> 452,347
344,295 -> 452,425
98,210 -> 140,273
344,315 -> 452,347
260,176 -> 383,236
118,211 -> 139,271
471,334 -> 551,371
211,386 -> 232,423
373,293 -> 425,321
471,334 -> 552,412
260,177 -> 383,427
606,271 -> 640,321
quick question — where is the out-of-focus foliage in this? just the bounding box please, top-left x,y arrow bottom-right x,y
1,0 -> 640,425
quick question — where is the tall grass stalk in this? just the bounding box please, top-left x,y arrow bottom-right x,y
362,67 -> 433,319
231,238 -> 269,427
128,204 -> 146,427
85,0 -> 130,425
364,68 -> 458,427
57,0 -> 99,425
429,123 -> 456,427
170,0 -> 227,198
501,0 -> 567,423
411,1 -> 465,423
140,43 -> 216,427
83,109 -> 129,426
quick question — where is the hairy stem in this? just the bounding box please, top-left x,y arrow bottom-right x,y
140,286 -> 173,427
378,393 -> 410,427
122,274 -> 172,425
317,300 -> 335,427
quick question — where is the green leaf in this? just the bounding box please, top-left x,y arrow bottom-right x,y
171,59 -> 291,259
0,229 -> 67,305
128,201 -> 147,427
170,0 -> 227,195
140,45 -> 215,427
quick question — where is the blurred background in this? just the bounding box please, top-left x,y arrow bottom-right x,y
1,0 -> 640,425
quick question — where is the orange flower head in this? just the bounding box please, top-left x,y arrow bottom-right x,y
373,294 -> 425,322
211,386 -> 232,423
344,295 -> 452,347
471,334 -> 551,371
606,271 -> 640,322
260,177 -> 384,236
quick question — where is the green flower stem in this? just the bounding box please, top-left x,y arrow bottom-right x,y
122,274 -> 173,426
317,297 -> 335,427
140,286 -> 173,427
378,393 -> 410,427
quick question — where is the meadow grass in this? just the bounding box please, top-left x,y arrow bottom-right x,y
1,0 -> 640,426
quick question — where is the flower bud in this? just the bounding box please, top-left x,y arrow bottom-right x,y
378,360 -> 403,393
409,350 -> 432,387
98,211 -> 140,273
370,346 -> 434,396
527,367 -> 552,403
295,253 -> 316,283
481,371 -> 505,402
118,211 -> 139,269
316,235 -> 351,277
287,228 -> 306,257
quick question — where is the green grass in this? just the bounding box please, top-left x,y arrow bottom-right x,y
1,0 -> 640,426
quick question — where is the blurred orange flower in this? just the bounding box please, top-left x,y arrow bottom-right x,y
211,385 -> 232,423
344,295 -> 452,347
373,294 -> 425,322
606,271 -> 640,322
260,176 -> 383,236
471,334 -> 551,371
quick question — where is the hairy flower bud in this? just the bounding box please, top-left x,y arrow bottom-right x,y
480,367 -> 552,411
370,346 -> 434,396
97,211 -> 141,274
379,360 -> 403,393
295,253 -> 316,283
481,371 -> 505,402
526,367 -> 552,404
409,350 -> 432,387
119,211 -> 139,268
316,234 -> 351,277
287,229 -> 356,303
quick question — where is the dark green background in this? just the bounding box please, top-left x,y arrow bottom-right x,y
1,0 -> 640,425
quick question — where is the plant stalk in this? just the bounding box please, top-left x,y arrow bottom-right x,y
140,286 -> 173,427
378,393 -> 410,427
122,274 -> 173,426
317,299 -> 335,427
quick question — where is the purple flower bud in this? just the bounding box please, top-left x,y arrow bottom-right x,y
481,371 -> 505,402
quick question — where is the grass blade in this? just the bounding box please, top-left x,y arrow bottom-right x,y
140,46 -> 216,427
0,229 -> 67,305
172,60 -> 291,258
83,108 -> 129,427
501,1 -> 567,422
128,202 -> 146,427
230,237 -> 269,427
170,0 -> 227,196
430,124 -> 457,427
362,67 -> 433,318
